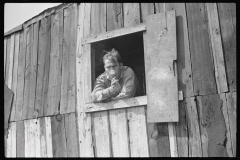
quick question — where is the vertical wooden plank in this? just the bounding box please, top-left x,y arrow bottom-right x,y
90,3 -> 111,157
106,3 -> 123,31
67,4 -> 77,113
206,3 -> 228,93
35,17 -> 51,118
16,121 -> 25,157
140,3 -> 154,23
47,10 -> 63,116
168,123 -> 178,157
10,32 -> 20,122
6,122 -> 17,157
7,33 -> 15,89
197,94 -> 228,157
226,92 -> 236,157
185,97 -> 202,157
22,26 -> 31,120
106,3 -> 130,157
4,38 -> 7,79
123,2 -> 148,157
109,109 -> 130,157
40,117 -> 53,157
45,117 -> 53,157
42,16 -> 51,117
28,22 -> 39,119
175,100 -> 189,157
186,3 -> 217,96
217,3 -> 236,92
155,3 -> 165,13
127,107 -> 149,157
51,115 -> 67,157
15,30 -> 26,121
220,93 -> 233,157
24,120 -> 31,157
76,3 -> 94,157
60,6 -> 70,114
64,113 -> 79,157
5,36 -> 11,85
164,3 -> 194,97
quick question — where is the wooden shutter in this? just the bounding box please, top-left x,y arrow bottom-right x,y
144,10 -> 178,122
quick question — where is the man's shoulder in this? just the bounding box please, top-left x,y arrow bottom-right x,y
96,72 -> 108,81
122,66 -> 135,76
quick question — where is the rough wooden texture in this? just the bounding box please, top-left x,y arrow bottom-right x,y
15,31 -> 26,121
6,122 -> 17,157
10,33 -> 20,122
7,34 -> 15,89
109,109 -> 130,157
35,17 -> 48,118
140,3 -> 154,23
168,123 -> 178,157
42,17 -> 51,117
4,84 -> 14,135
39,117 -> 53,157
186,3 -> 217,96
90,3 -> 106,35
51,115 -> 67,157
185,97 -> 202,157
16,121 -> 25,157
220,93 -> 233,157
93,111 -> 112,157
144,11 -> 178,122
22,26 -> 31,120
76,3 -> 94,157
5,36 -> 11,85
85,96 -> 147,112
27,22 -> 39,119
155,3 -> 165,13
107,3 -> 123,31
197,94 -> 228,157
123,3 -> 140,26
164,3 -> 194,97
64,113 -> 79,157
226,92 -> 236,156
175,99 -> 188,157
47,11 -> 63,116
217,3 -> 236,92
4,38 -> 7,79
206,3 -> 228,94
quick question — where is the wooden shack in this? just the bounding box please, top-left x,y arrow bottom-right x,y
4,3 -> 236,157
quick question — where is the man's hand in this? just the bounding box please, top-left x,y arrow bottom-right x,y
108,77 -> 121,96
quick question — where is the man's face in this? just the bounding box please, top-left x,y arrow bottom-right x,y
104,59 -> 122,80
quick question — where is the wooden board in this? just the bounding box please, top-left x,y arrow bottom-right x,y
64,113 -> 79,157
164,3 -> 194,97
5,36 -> 11,85
217,3 -> 236,92
42,16 -> 51,117
155,3 -> 165,13
226,92 -> 236,156
127,106 -> 149,157
106,3 -> 123,31
10,32 -> 20,122
4,38 -> 7,79
144,10 -> 178,122
186,3 -> 217,96
123,3 -> 140,27
85,96 -> 147,112
168,123 -> 178,157
16,120 -> 25,157
7,34 -> 15,89
140,3 -> 154,23
51,115 -> 67,157
220,93 -> 233,157
4,83 -> 14,135
15,31 -> 26,121
76,3 -> 94,157
185,97 -> 202,157
27,22 -> 39,119
197,94 -> 228,157
175,99 -> 188,157
6,122 -> 17,157
34,17 -> 51,118
60,7 -> 70,114
22,26 -> 31,120
47,11 -> 63,116
206,3 -> 228,94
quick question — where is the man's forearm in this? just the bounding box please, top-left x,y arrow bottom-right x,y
91,88 -> 112,102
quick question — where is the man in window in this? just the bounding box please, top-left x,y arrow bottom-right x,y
91,48 -> 141,103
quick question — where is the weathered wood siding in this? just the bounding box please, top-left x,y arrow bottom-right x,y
4,3 -> 236,157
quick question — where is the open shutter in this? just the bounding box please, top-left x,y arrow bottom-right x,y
144,10 -> 178,122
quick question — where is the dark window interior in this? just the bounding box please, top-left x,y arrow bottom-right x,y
91,31 -> 146,96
